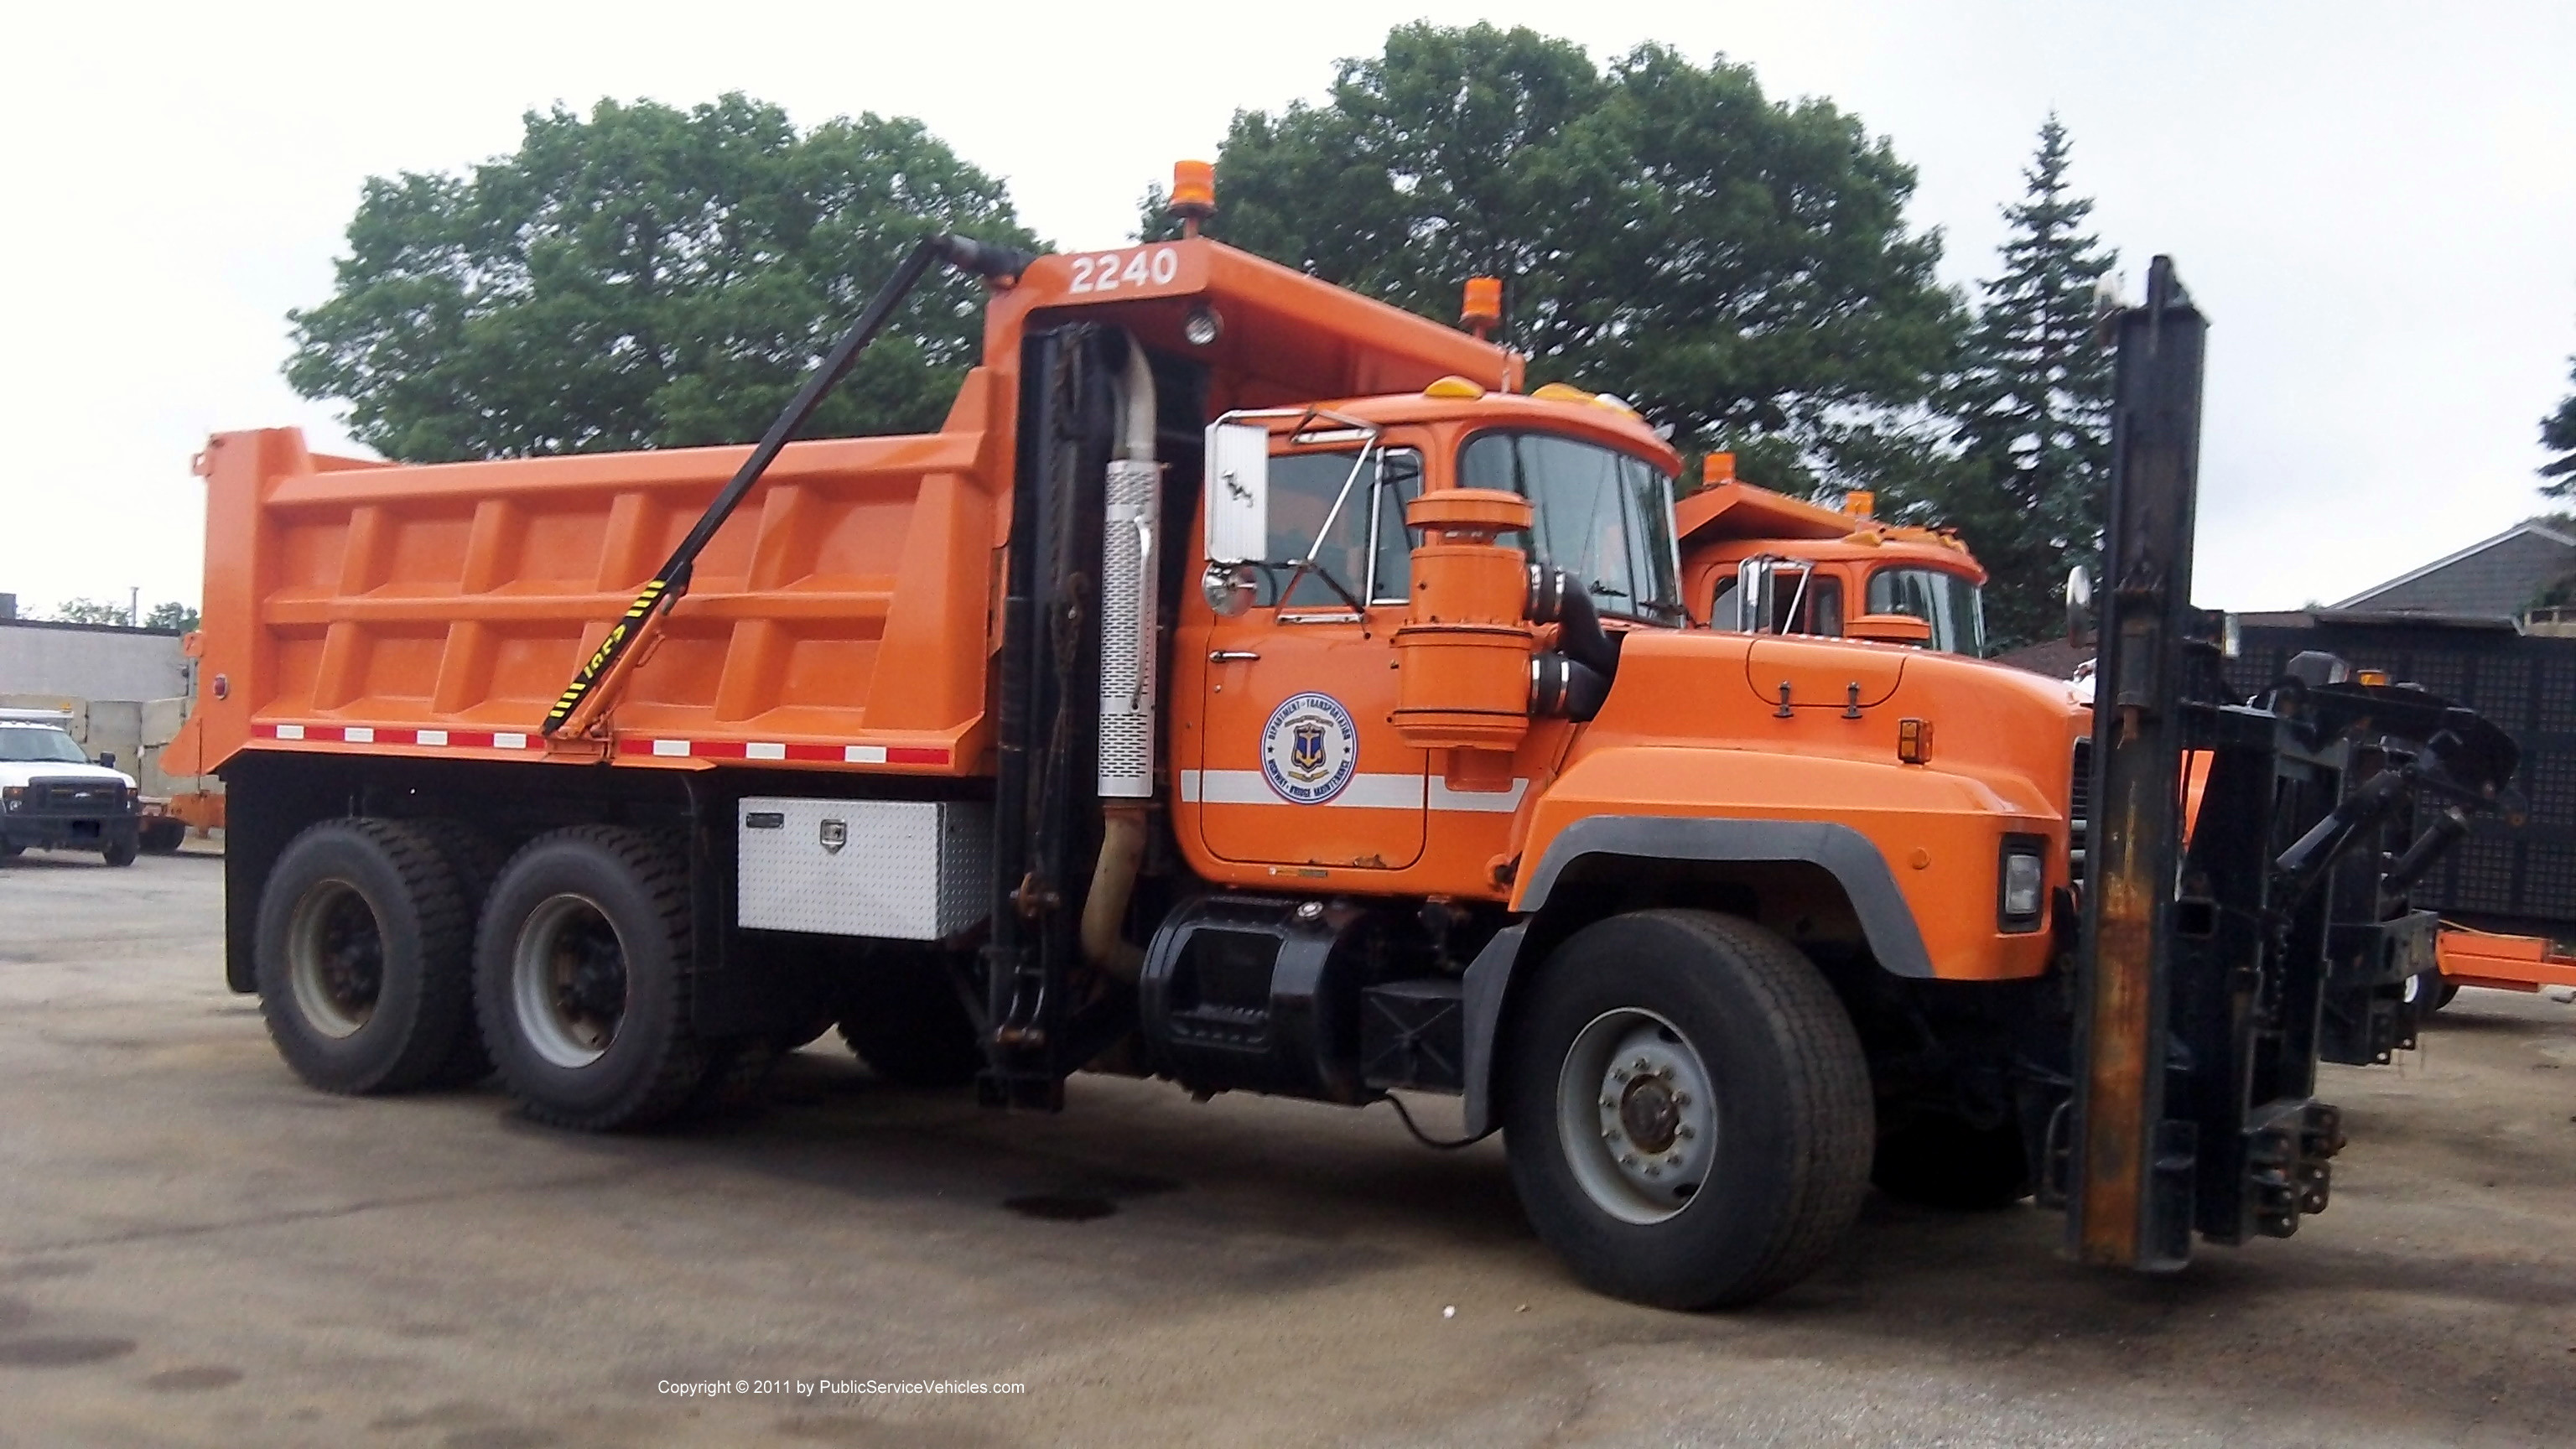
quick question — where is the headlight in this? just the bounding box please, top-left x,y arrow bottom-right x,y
1998,837 -> 2047,931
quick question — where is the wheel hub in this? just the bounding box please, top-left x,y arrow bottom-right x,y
1618,1074 -> 1683,1154
514,894 -> 628,1068
1559,1008 -> 1718,1224
287,880 -> 383,1038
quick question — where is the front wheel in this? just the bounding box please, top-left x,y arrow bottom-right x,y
101,833 -> 139,867
1503,910 -> 1874,1309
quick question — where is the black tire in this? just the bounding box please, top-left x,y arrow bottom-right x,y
140,819 -> 186,854
1503,910 -> 1874,1309
101,833 -> 139,867
1871,1111 -> 2032,1209
408,820 -> 509,1088
0,842 -> 23,860
834,948 -> 984,1088
692,1038 -> 781,1115
474,826 -> 706,1130
253,818 -> 478,1094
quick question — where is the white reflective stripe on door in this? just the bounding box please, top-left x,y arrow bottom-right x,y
1181,769 -> 1527,813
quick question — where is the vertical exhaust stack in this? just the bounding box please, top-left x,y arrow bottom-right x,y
1098,339 -> 1161,799
1084,336 -> 1158,983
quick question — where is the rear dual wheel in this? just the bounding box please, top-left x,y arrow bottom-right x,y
1504,910 -> 1874,1309
473,827 -> 709,1130
256,818 -> 477,1094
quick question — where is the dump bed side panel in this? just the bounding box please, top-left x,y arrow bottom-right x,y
184,371 -> 1010,777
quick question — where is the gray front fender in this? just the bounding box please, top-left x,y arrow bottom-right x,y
1457,817 -> 1931,1138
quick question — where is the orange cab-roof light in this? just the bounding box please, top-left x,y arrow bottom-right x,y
1702,452 -> 1736,486
1169,160 -> 1216,238
1843,490 -> 1876,519
1461,276 -> 1502,339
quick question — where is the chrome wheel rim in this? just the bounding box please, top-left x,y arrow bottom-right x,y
287,879 -> 382,1038
1556,1006 -> 1717,1224
512,894 -> 627,1068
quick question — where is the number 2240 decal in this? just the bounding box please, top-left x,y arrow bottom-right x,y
1067,246 -> 1182,294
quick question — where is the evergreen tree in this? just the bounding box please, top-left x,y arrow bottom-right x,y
2542,353 -> 2576,495
1942,117 -> 2117,652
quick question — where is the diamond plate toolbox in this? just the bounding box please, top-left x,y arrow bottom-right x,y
736,797 -> 991,939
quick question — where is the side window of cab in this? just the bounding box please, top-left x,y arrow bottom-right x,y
1259,447 -> 1423,607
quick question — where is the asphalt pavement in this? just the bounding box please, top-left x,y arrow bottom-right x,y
3,849 -> 2572,1447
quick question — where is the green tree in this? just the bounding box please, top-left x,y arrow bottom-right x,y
288,95 -> 1038,463
1144,23 -> 1961,492
142,602 -> 200,631
2542,354 -> 2576,494
50,599 -> 132,626
1937,117 -> 2117,652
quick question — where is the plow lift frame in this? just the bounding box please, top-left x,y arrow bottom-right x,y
2066,257 -> 2520,1270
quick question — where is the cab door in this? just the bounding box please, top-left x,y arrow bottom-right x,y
1186,442 -> 1427,872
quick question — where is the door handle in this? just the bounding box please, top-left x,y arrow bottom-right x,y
1208,650 -> 1261,662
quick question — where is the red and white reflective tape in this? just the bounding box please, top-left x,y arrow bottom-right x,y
614,738 -> 949,766
252,720 -> 948,767
256,722 -> 538,750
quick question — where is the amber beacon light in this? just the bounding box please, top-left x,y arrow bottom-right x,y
1168,160 -> 1216,237
1460,276 -> 1502,339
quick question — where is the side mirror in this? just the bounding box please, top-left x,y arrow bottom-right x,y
1203,421 -> 1270,565
95,753 -> 117,769
1734,558 -> 1768,633
1847,612 -> 1933,647
2065,564 -> 2096,648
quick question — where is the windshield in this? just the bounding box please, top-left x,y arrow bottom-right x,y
0,726 -> 90,765
1457,431 -> 1683,623
1866,566 -> 1986,655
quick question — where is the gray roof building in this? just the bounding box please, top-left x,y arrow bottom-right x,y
2334,518 -> 2576,621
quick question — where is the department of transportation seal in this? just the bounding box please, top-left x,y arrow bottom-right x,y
1260,692 -> 1358,804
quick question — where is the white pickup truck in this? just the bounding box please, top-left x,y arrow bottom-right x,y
0,709 -> 141,865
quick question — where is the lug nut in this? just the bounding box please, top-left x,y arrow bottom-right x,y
1677,1124 -> 1696,1140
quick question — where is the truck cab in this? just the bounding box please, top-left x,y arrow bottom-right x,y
0,709 -> 143,865
1678,466 -> 1987,655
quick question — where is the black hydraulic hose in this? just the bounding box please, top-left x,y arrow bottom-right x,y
542,231 -> 1035,736
1530,653 -> 1610,721
2383,806 -> 2470,897
1527,565 -> 1621,683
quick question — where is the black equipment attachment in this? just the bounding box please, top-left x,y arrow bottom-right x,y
2061,258 -> 2518,1271
540,232 -> 1034,737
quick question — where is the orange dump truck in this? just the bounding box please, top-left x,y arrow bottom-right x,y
174,186 -> 2516,1306
1678,465 -> 1987,654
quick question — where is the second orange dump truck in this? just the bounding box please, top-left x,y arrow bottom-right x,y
169,176 -> 2519,1306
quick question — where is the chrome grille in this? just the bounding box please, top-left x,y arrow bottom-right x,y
2069,737 -> 2093,867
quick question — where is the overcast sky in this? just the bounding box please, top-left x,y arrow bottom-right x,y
3,2 -> 2570,618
